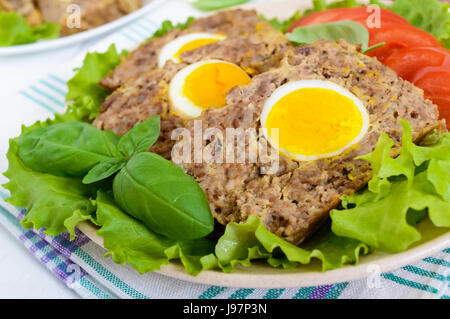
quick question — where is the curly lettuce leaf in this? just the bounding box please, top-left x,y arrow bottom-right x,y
95,191 -> 369,275
151,17 -> 195,39
95,191 -> 217,275
216,215 -> 369,272
263,11 -> 301,33
2,43 -> 123,238
331,120 -> 450,253
0,12 -> 60,47
66,44 -> 127,117
3,136 -> 96,239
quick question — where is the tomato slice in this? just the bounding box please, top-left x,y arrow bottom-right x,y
287,7 -> 409,32
413,71 -> 450,129
366,24 -> 443,62
383,47 -> 450,81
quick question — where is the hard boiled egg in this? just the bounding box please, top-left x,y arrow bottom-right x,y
261,80 -> 370,161
169,59 -> 251,118
158,32 -> 226,68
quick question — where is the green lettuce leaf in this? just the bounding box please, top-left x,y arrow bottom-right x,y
3,136 -> 96,239
151,17 -> 195,39
262,11 -> 301,33
0,12 -> 60,47
66,44 -> 127,117
95,191 -> 217,275
216,215 -> 370,272
331,120 -> 450,253
2,43 -> 122,238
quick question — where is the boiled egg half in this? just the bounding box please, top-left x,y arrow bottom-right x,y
169,59 -> 251,118
261,80 -> 370,161
158,32 -> 226,68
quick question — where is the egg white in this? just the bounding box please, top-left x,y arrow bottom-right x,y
158,32 -> 226,68
260,80 -> 370,161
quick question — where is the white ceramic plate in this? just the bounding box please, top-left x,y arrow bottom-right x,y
73,0 -> 449,288
0,0 -> 165,56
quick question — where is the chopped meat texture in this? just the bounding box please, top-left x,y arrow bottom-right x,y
94,9 -> 290,158
100,9 -> 289,90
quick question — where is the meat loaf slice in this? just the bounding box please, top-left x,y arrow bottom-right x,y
94,10 -> 289,158
174,39 -> 441,245
100,9 -> 288,90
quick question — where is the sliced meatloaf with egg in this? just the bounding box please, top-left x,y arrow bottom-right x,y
94,9 -> 290,158
173,39 -> 441,245
100,9 -> 289,90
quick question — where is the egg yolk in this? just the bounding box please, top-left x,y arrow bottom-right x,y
265,88 -> 364,157
174,38 -> 222,62
182,62 -> 251,109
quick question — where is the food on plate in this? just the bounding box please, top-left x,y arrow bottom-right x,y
95,9 -> 289,158
100,9 -> 289,90
2,0 -> 450,276
0,0 -> 142,46
175,39 -> 441,245
286,0 -> 450,128
36,0 -> 142,36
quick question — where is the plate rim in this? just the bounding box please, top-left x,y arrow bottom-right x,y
69,0 -> 449,288
0,0 -> 165,56
78,221 -> 450,288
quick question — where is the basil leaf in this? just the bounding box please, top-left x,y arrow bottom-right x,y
112,152 -> 214,240
83,158 -> 126,184
118,116 -> 161,158
192,0 -> 249,11
287,20 -> 369,50
18,121 -> 121,177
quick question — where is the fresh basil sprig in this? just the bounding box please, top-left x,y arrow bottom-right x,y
17,116 -> 214,240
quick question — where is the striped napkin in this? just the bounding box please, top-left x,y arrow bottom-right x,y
0,0 -> 449,299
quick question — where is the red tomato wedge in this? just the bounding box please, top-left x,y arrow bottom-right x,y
365,24 -> 443,62
383,47 -> 450,81
287,7 -> 410,32
414,71 -> 450,129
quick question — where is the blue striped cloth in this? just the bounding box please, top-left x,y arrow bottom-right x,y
0,0 -> 449,299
